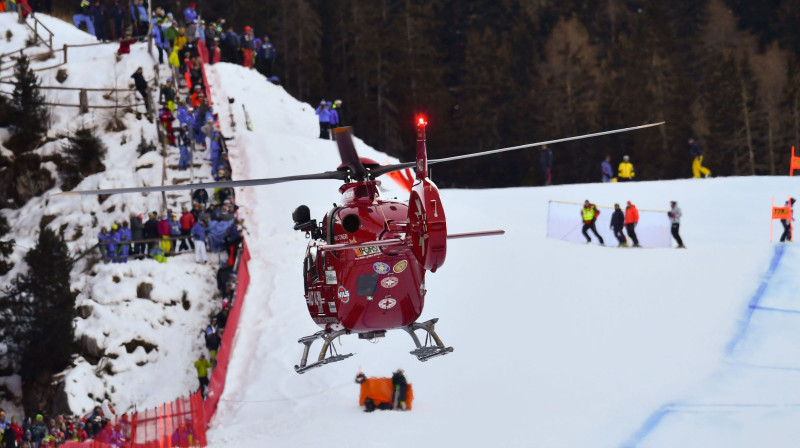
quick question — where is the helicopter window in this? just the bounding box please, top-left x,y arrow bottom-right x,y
357,273 -> 379,296
342,214 -> 361,233
304,247 -> 319,287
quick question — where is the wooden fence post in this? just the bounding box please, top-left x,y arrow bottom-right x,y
79,89 -> 88,114
63,44 -> 68,64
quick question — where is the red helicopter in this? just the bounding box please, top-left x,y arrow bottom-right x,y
60,117 -> 663,373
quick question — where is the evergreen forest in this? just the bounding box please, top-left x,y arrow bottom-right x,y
53,0 -> 800,187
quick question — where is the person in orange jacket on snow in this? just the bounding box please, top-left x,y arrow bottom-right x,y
624,201 -> 640,247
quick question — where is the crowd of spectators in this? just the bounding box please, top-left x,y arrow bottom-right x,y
95,2 -> 246,416
0,406 -> 128,447
96,201 -> 245,265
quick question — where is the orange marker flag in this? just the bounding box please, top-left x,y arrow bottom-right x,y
791,146 -> 800,176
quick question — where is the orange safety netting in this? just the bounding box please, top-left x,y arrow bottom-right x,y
135,393 -> 206,447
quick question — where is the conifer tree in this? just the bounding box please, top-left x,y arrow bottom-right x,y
0,214 -> 14,276
60,126 -> 108,191
7,54 -> 49,154
0,224 -> 76,414
0,57 -> 8,128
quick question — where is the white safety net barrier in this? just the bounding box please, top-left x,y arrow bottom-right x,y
546,200 -> 672,248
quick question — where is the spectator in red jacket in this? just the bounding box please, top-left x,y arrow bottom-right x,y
179,206 -> 196,251
624,201 -> 640,247
159,105 -> 176,146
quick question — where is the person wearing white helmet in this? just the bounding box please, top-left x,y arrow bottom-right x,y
617,155 -> 635,182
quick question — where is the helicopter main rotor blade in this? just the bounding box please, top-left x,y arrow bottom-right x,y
54,171 -> 347,197
369,122 -> 665,178
333,127 -> 367,179
447,230 -> 505,239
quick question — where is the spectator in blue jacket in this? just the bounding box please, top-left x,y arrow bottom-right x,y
178,123 -> 192,170
601,155 -> 613,182
152,18 -> 167,64
255,35 -> 275,77
98,227 -> 111,262
316,100 -> 331,140
208,217 -> 229,252
183,1 -> 198,24
328,101 -> 340,128
110,0 -> 125,40
177,102 -> 194,128
73,0 -> 95,36
108,224 -> 119,262
118,221 -> 132,262
134,0 -> 148,36
90,0 -> 108,41
191,220 -> 208,263
221,27 -> 240,63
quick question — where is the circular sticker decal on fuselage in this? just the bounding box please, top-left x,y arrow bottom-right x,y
337,285 -> 350,303
378,298 -> 397,309
373,262 -> 391,275
380,276 -> 399,288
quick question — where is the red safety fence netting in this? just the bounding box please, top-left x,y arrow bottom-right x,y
196,43 -> 212,106
204,242 -> 251,420
128,393 -> 207,448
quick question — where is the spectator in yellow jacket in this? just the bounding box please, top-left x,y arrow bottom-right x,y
194,354 -> 211,398
618,155 -> 635,181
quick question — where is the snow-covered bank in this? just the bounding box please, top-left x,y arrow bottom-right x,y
0,13 -> 219,416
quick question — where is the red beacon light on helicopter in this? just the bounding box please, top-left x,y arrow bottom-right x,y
417,116 -> 427,127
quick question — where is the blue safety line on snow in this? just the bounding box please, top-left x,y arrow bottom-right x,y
725,244 -> 786,356
620,404 -> 673,447
750,305 -> 800,314
621,244 -> 787,447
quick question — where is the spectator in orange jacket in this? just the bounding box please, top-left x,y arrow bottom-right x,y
190,86 -> 205,108
624,201 -> 640,247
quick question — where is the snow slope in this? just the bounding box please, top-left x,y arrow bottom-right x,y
203,61 -> 800,447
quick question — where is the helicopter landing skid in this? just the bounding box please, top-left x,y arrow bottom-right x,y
402,318 -> 454,362
294,329 -> 354,374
